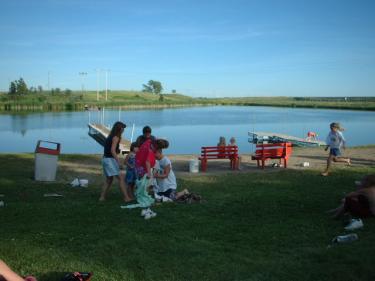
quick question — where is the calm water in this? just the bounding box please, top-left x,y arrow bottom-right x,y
0,106 -> 374,154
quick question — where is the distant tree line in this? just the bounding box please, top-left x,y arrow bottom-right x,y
8,78 -> 72,96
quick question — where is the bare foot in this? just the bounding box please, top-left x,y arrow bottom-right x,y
321,172 -> 329,176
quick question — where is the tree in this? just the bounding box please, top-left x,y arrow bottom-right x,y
8,78 -> 28,95
16,78 -> 28,95
142,80 -> 163,94
37,85 -> 43,93
9,81 -> 17,95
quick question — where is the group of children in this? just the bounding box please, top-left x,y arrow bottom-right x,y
100,124 -> 187,205
123,140 -> 188,203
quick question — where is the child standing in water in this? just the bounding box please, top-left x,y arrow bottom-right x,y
124,142 -> 138,198
321,122 -> 351,176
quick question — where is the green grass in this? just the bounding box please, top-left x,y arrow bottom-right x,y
1,91 -> 375,112
1,154 -> 375,280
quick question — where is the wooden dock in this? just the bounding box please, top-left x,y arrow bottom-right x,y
88,123 -> 131,154
248,131 -> 326,147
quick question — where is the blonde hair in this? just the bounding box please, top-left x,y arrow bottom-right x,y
330,122 -> 344,131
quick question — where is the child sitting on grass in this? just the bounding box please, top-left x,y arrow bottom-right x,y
153,149 -> 189,201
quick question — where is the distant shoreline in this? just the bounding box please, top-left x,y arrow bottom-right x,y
1,92 -> 374,112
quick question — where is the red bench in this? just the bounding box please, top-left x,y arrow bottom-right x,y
199,146 -> 239,172
252,142 -> 292,169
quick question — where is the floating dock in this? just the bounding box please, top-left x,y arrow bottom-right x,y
248,131 -> 326,147
88,123 -> 130,154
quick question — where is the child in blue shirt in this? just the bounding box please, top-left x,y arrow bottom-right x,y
124,142 -> 139,198
321,122 -> 351,176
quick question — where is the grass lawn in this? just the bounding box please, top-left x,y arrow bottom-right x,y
0,154 -> 375,281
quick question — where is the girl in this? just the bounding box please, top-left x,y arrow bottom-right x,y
100,121 -> 132,202
217,136 -> 226,158
124,142 -> 138,198
321,122 -> 351,176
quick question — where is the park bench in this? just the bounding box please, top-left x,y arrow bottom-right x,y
199,145 -> 239,172
252,142 -> 292,169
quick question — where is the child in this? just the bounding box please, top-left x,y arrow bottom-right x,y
229,137 -> 241,169
100,121 -> 132,202
321,122 -> 351,176
217,136 -> 226,158
124,142 -> 138,198
153,149 -> 189,201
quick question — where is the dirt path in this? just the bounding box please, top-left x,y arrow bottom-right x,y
169,146 -> 375,175
58,147 -> 375,182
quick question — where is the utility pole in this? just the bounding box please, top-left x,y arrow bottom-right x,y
79,72 -> 87,94
96,69 -> 100,101
105,69 -> 108,101
47,71 -> 50,91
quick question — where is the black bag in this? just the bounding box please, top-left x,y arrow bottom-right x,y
61,272 -> 92,281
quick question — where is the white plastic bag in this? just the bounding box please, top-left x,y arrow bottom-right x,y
71,178 -> 88,187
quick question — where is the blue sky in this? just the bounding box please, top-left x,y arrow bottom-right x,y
0,0 -> 374,97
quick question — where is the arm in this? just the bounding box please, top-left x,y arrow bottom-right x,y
154,164 -> 171,179
340,132 -> 346,149
111,136 -> 121,166
124,154 -> 131,168
0,260 -> 24,281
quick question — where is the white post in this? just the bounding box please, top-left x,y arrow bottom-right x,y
105,70 -> 108,101
96,69 -> 100,101
130,123 -> 135,143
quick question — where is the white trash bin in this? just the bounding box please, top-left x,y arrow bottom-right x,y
34,140 -> 61,181
189,159 -> 199,173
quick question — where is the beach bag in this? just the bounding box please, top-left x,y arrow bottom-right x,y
61,272 -> 92,281
176,193 -> 202,204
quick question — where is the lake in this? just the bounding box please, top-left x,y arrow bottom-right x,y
0,106 -> 374,154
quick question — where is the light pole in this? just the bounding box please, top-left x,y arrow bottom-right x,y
95,69 -> 100,101
79,72 -> 88,94
105,69 -> 110,101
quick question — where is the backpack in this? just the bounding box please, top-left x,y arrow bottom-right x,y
61,272 -> 92,281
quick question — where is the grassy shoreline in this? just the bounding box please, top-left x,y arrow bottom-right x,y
0,153 -> 374,281
1,91 -> 375,112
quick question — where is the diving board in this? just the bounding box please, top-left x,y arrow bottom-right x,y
88,123 -> 131,154
248,131 -> 326,147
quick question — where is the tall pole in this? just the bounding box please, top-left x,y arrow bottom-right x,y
47,71 -> 50,91
105,70 -> 108,101
96,69 -> 100,101
79,72 -> 87,94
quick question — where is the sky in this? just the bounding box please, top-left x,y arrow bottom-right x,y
0,0 -> 374,97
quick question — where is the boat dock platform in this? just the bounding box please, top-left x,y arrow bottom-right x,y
88,123 -> 131,154
248,131 -> 326,147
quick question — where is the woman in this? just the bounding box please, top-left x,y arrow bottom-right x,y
100,121 -> 132,202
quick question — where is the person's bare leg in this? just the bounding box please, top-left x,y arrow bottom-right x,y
333,157 -> 351,165
321,155 -> 333,176
175,189 -> 189,199
0,260 -> 25,281
100,177 -> 113,201
117,174 -> 132,202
